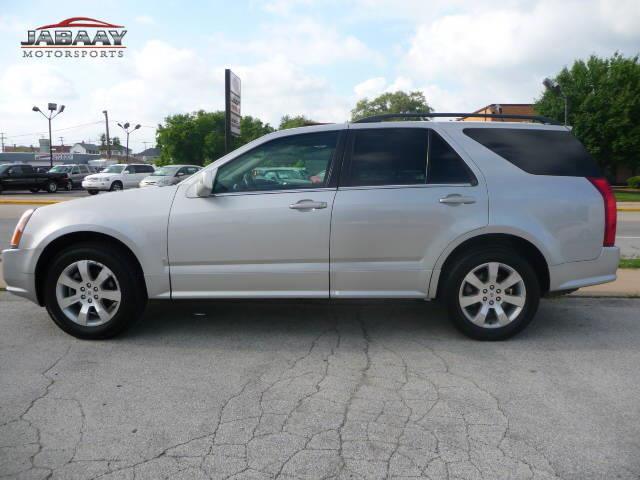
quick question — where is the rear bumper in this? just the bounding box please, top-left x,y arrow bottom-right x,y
549,247 -> 620,292
1,248 -> 39,303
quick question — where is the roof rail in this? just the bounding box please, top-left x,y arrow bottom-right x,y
352,112 -> 561,125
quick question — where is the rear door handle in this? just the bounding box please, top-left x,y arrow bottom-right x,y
439,194 -> 476,205
289,200 -> 328,210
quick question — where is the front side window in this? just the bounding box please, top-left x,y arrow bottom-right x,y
346,129 -> 428,187
214,131 -> 338,194
124,165 -> 135,173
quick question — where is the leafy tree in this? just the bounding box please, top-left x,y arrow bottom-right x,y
279,115 -> 313,130
156,111 -> 274,166
535,53 -> 640,176
351,91 -> 432,121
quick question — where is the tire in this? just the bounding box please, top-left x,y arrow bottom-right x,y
30,188 -> 40,193
65,181 -> 73,191
110,181 -> 123,192
43,242 -> 146,339
442,246 -> 540,341
46,181 -> 58,193
87,190 -> 99,195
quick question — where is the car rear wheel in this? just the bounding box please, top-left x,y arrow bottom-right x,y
87,190 -> 99,195
442,246 -> 540,340
110,181 -> 123,192
65,181 -> 73,191
43,242 -> 146,339
46,181 -> 58,193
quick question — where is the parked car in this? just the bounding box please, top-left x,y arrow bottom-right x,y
49,164 -> 93,189
2,115 -> 619,340
82,163 -> 155,195
0,163 -> 71,194
139,165 -> 201,188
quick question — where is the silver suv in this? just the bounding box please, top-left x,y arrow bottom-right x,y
2,113 -> 619,340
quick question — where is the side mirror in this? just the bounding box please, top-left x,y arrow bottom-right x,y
194,169 -> 216,197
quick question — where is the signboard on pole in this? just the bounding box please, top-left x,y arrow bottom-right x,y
225,68 -> 241,152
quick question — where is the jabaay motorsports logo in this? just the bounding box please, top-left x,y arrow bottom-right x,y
21,17 -> 127,58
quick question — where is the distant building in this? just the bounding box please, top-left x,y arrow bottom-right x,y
460,104 -> 536,122
70,142 -> 100,154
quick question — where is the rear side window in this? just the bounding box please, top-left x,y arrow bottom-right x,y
345,128 -> 475,187
346,129 -> 427,186
428,131 -> 476,184
463,128 -> 601,177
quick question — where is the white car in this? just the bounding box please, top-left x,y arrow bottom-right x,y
139,165 -> 201,188
82,164 -> 155,194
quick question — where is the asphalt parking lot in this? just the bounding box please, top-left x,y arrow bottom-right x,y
1,293 -> 639,480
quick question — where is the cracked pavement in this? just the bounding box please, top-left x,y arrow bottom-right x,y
1,293 -> 639,480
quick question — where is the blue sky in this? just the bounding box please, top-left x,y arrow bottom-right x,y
1,0 -> 639,152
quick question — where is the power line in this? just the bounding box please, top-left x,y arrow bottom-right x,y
4,121 -> 104,139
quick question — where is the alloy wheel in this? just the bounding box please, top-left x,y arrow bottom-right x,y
55,260 -> 121,326
458,262 -> 526,328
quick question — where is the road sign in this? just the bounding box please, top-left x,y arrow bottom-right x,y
225,69 -> 241,152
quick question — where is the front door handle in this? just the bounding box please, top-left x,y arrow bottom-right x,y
289,199 -> 328,210
439,194 -> 476,205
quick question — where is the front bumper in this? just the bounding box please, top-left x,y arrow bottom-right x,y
549,247 -> 620,292
81,180 -> 110,191
1,247 -> 39,303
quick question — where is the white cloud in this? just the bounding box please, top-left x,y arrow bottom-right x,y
353,77 -> 387,98
210,18 -> 382,67
397,0 -> 640,111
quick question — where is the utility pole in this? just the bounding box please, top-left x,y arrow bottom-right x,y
102,110 -> 112,159
58,136 -> 64,146
0,132 -> 5,153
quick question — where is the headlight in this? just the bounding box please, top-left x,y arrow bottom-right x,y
10,209 -> 35,248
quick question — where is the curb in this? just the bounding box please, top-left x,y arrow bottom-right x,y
0,199 -> 62,205
618,207 -> 640,212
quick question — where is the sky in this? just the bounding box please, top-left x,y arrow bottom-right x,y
0,0 -> 639,153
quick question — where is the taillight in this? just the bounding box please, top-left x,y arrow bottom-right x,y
587,177 -> 616,247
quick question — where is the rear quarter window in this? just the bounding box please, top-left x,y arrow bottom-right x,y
463,128 -> 601,177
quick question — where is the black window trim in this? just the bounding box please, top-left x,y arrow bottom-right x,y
212,129 -> 347,197
338,127 -> 477,189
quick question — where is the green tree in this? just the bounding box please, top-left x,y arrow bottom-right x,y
535,53 -> 640,176
279,115 -> 313,130
156,111 -> 274,166
351,91 -> 432,121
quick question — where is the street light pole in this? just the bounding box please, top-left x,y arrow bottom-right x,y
32,103 -> 65,168
542,77 -> 568,126
117,122 -> 141,162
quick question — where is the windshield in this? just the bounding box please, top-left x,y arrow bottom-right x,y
102,165 -> 125,174
151,166 -> 180,176
49,166 -> 70,173
0,165 -> 9,174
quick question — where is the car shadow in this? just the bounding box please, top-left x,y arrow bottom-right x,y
120,296 -> 624,346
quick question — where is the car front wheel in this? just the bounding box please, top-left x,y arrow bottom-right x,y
43,243 -> 146,339
443,246 -> 540,340
110,181 -> 123,192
